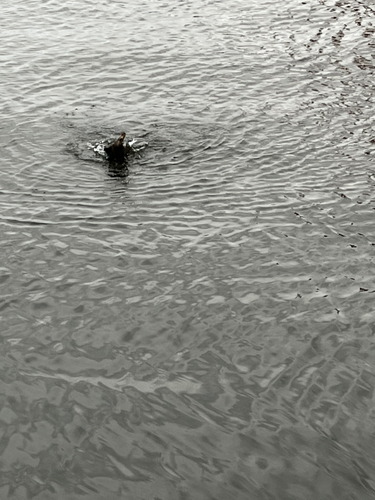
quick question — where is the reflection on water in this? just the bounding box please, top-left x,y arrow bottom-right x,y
1,0 -> 375,498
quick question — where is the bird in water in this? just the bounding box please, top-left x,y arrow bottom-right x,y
104,132 -> 131,162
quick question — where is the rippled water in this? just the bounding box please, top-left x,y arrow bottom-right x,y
2,0 -> 375,498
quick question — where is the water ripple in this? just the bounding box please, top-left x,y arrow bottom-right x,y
2,0 -> 375,498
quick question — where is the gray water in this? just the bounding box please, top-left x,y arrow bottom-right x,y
1,0 -> 375,498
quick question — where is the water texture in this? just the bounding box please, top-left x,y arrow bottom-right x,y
1,0 -> 375,498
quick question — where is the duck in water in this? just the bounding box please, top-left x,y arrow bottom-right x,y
104,132 -> 131,162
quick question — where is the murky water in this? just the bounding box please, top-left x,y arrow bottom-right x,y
2,0 -> 375,498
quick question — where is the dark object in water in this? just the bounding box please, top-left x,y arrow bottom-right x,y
104,132 -> 131,162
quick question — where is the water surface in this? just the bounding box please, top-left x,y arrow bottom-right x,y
1,0 -> 375,499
